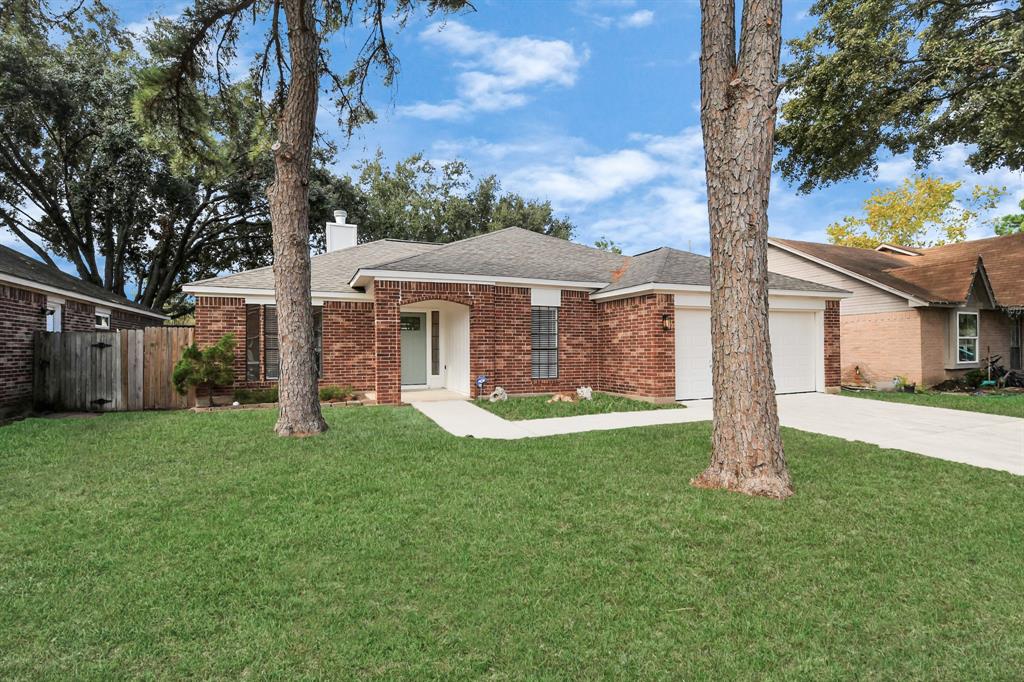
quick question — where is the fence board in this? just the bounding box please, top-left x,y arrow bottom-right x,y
32,327 -> 194,412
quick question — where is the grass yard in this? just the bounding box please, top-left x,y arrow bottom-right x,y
842,388 -> 1024,418
2,407 -> 1023,678
476,390 -> 683,420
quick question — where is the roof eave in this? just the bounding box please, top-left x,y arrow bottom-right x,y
768,238 -> 931,306
0,271 -> 168,320
590,281 -> 852,302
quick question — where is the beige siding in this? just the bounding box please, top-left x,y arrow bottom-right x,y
768,246 -> 909,314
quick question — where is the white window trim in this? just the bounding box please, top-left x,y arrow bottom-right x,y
955,311 -> 980,366
95,307 -> 111,330
45,299 -> 63,332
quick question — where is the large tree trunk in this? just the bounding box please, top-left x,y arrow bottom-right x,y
691,0 -> 792,498
267,0 -> 327,436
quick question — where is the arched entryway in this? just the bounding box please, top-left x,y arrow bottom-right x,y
398,300 -> 471,397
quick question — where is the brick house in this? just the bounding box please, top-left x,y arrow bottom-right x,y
767,233 -> 1024,389
0,245 -> 167,409
184,214 -> 847,405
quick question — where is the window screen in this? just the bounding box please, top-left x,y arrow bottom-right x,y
246,305 -> 260,381
264,305 -> 279,380
263,305 -> 322,380
531,306 -> 558,379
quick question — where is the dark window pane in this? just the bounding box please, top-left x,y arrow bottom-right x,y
246,305 -> 260,381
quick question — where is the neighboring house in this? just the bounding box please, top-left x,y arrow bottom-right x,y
184,213 -> 847,404
767,233 -> 1024,389
0,245 -> 168,409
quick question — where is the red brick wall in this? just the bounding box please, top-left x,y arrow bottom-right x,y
596,294 -> 676,399
0,284 -> 46,408
111,308 -> 162,330
63,299 -> 96,332
321,301 -> 375,390
824,299 -> 841,389
194,296 -> 378,394
194,296 -> 248,386
372,281 -> 604,404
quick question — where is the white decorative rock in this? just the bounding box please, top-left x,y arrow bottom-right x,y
576,386 -> 593,400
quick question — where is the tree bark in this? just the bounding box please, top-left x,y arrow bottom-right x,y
691,0 -> 792,498
266,0 -> 327,436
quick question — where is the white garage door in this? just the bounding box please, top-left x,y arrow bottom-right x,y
675,308 -> 819,400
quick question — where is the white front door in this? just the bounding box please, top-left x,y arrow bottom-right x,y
674,308 -> 819,400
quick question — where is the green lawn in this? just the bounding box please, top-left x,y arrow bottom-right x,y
476,390 -> 682,420
842,388 -> 1024,418
2,408 -> 1023,678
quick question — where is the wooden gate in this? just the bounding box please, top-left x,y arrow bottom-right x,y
34,327 -> 194,411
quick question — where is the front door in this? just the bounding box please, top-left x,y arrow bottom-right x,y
401,313 -> 427,385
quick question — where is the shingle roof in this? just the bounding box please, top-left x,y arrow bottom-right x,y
0,244 -> 166,317
189,239 -> 440,293
597,247 -> 849,294
357,227 -> 628,284
772,233 -> 1024,306
191,227 -> 847,297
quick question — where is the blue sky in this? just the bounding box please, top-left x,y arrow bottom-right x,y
10,0 -> 1024,266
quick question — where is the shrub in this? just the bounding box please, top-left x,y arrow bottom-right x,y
319,385 -> 356,402
234,387 -> 279,404
173,334 -> 236,407
962,369 -> 986,389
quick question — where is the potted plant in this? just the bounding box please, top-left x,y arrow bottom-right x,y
173,334 -> 236,407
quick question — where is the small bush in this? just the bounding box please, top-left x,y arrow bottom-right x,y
234,387 -> 279,404
962,369 -> 986,389
173,334 -> 236,406
319,385 -> 356,402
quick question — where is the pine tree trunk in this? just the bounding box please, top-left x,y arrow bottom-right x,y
691,0 -> 792,498
267,0 -> 327,436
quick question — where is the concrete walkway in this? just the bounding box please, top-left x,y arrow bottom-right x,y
412,393 -> 1024,475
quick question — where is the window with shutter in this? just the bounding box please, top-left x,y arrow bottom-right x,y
246,305 -> 260,381
264,306 -> 279,380
263,305 -> 322,380
531,306 -> 558,379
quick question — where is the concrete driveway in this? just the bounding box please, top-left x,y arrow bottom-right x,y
412,393 -> 1024,475
776,393 -> 1024,475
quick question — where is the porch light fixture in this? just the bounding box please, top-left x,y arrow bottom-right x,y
661,313 -> 673,332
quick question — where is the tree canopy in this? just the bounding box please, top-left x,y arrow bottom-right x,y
777,0 -> 1023,192
993,199 -> 1024,236
827,176 -> 1004,248
338,153 -> 574,244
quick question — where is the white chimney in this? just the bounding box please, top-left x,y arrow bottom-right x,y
325,209 -> 357,252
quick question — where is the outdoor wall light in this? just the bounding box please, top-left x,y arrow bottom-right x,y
661,313 -> 673,332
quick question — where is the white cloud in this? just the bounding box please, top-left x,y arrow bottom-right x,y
398,22 -> 587,121
619,9 -> 655,28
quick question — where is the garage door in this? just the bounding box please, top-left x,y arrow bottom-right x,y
674,308 -> 818,400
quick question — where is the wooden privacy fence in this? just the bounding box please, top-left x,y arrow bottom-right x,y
34,327 -> 195,411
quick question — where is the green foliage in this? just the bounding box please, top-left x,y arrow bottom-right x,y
2,408 -> 1023,677
336,152 -> 574,244
778,0 -> 1024,191
993,199 -> 1024,236
594,237 -> 623,254
233,387 -> 279,405
826,176 -> 1004,248
476,392 -> 681,421
319,385 -> 356,402
0,9 -> 342,316
843,389 -> 1024,418
172,334 -> 236,405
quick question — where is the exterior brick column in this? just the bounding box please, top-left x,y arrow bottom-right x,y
824,299 -> 841,391
194,296 -> 247,384
374,282 -> 402,404
597,293 -> 676,399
